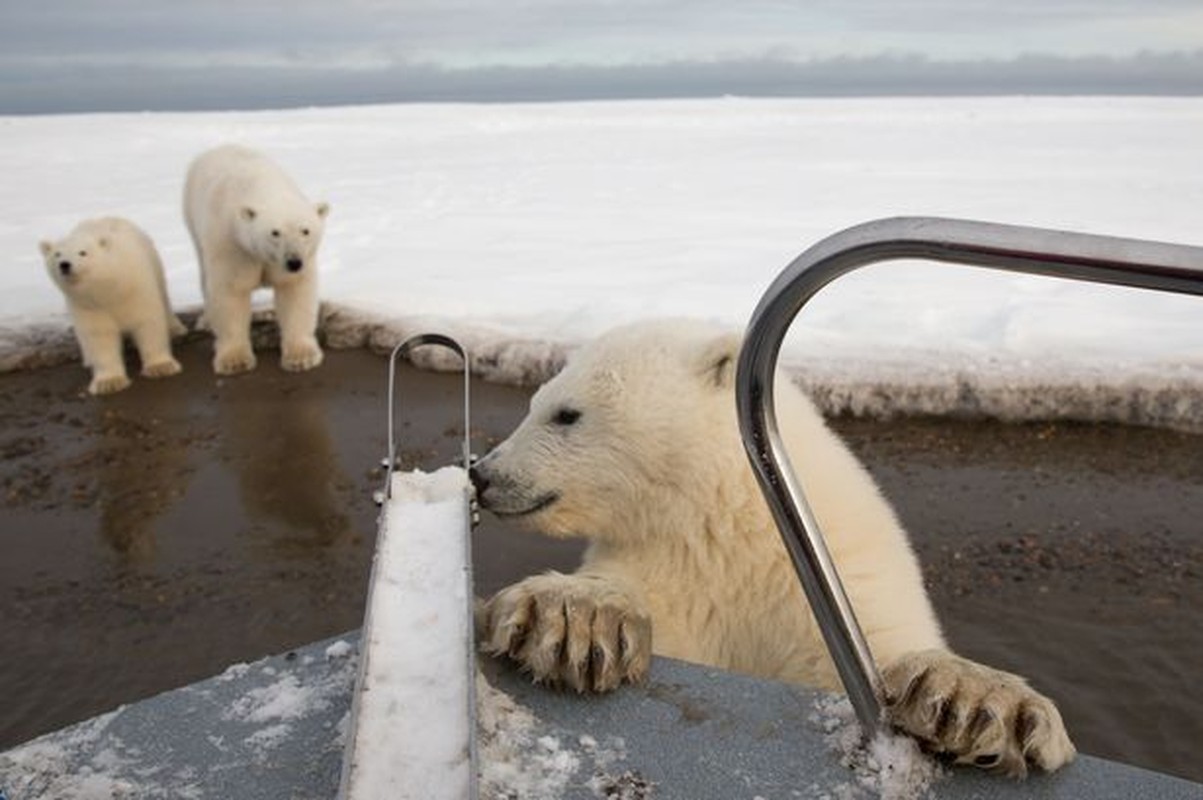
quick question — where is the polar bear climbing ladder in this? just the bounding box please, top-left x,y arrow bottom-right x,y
735,216 -> 1203,734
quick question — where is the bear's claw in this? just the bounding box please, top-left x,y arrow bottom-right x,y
481,572 -> 651,693
882,649 -> 1075,777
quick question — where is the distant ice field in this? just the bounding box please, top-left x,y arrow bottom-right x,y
3,97 -> 1203,426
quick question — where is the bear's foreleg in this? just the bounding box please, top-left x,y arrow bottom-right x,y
73,310 -> 130,395
273,279 -> 323,372
881,649 -> 1075,777
204,270 -> 257,375
480,571 -> 651,693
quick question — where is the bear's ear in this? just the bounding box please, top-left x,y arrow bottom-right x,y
315,201 -> 330,218
240,206 -> 257,222
38,240 -> 54,258
695,331 -> 742,389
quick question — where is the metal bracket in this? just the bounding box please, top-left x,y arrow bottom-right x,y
374,333 -> 475,522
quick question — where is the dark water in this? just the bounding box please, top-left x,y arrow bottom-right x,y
1,343 -> 1200,783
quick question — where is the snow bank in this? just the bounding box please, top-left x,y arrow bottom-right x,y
4,98 -> 1203,429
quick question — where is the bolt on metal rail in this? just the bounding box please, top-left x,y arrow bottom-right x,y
735,216 -> 1203,734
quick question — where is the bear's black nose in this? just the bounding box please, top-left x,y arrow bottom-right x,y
58,260 -> 72,276
286,257 -> 304,273
468,465 -> 489,496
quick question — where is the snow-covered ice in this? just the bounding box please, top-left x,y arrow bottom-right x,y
2,96 -> 1203,425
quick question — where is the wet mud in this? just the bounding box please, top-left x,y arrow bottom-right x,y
1,341 -> 1200,783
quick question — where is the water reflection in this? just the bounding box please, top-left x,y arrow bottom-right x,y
217,381 -> 353,551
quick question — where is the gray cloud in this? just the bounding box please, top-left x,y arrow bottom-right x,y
1,0 -> 1201,112
3,51 -> 1201,115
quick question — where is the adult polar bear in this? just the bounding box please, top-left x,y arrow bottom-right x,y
184,144 -> 329,375
473,319 -> 1075,778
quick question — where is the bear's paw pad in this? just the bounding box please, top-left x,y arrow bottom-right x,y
213,348 -> 257,375
89,373 -> 132,395
481,573 -> 651,693
143,358 -> 182,378
280,343 -> 324,372
882,649 -> 1075,777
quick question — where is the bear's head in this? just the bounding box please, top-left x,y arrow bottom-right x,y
471,319 -> 748,543
235,201 -> 330,275
39,226 -> 113,293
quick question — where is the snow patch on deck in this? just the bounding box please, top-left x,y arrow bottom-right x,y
809,694 -> 944,800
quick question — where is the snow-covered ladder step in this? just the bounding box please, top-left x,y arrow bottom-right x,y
339,334 -> 477,800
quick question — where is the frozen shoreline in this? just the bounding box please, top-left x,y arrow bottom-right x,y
6,300 -> 1203,431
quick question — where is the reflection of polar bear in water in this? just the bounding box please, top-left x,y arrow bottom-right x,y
184,144 -> 329,375
473,319 -> 1075,778
39,217 -> 185,395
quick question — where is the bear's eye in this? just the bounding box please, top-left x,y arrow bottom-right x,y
301,227 -> 310,236
78,250 -> 87,257
271,229 -> 281,238
552,408 -> 582,426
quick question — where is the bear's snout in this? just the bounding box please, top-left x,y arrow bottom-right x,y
468,464 -> 490,496
285,256 -> 304,273
58,260 -> 73,276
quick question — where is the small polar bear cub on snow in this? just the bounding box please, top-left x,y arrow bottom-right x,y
39,217 -> 185,395
184,144 -> 330,375
473,319 -> 1075,778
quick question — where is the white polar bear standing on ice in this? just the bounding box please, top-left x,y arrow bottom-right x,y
183,144 -> 330,375
473,319 -> 1075,778
39,217 -> 185,395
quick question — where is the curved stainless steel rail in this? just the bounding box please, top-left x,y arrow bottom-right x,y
735,216 -> 1203,733
376,333 -> 472,505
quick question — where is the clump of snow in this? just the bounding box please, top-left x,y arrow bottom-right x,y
391,466 -> 472,504
222,640 -> 359,761
808,694 -> 943,800
475,672 -> 638,799
325,639 -> 354,660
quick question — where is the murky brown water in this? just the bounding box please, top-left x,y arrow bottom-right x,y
1,342 -> 1200,783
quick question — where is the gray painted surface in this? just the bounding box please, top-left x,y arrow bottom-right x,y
1,632 -> 1198,799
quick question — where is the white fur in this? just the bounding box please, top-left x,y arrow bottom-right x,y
477,319 -> 1075,776
39,217 -> 184,395
183,144 -> 329,374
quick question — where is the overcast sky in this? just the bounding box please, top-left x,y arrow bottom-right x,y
3,0 -> 1202,113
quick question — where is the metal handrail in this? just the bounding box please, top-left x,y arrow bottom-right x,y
735,216 -> 1203,733
376,333 -> 472,505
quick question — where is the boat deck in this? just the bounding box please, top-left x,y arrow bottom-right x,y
1,632 -> 1197,799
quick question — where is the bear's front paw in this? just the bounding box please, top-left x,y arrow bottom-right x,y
280,341 -> 323,372
882,649 -> 1075,777
89,372 -> 132,395
142,358 -> 182,378
481,572 -> 651,693
213,347 -> 257,375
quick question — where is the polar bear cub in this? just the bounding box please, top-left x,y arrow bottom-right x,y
183,144 -> 330,375
39,217 -> 185,395
473,319 -> 1075,777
